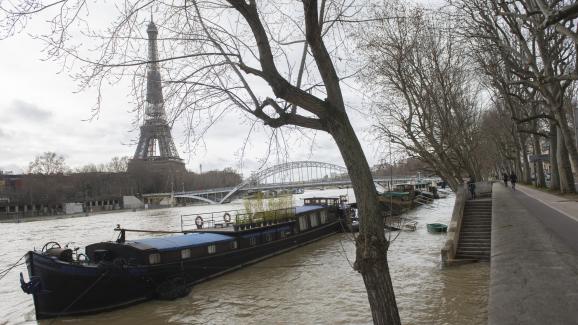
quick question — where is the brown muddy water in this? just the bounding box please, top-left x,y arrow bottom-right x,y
0,189 -> 488,324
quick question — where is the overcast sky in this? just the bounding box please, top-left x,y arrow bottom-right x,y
0,2 -> 404,177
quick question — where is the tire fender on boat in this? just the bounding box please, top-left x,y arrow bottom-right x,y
156,277 -> 191,300
223,212 -> 231,223
195,216 -> 204,229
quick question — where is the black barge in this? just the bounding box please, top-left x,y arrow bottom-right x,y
20,198 -> 349,319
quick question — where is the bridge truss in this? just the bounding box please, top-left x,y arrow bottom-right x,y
146,161 -> 436,205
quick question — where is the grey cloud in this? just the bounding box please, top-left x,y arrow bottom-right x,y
10,100 -> 52,121
0,128 -> 7,138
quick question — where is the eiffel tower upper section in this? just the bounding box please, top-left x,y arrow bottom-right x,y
132,20 -> 182,162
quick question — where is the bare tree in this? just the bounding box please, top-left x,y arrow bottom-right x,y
358,4 -> 484,190
1,1 -> 400,323
28,152 -> 68,175
454,0 -> 577,193
106,156 -> 130,173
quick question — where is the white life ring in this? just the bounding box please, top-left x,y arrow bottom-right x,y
195,216 -> 204,228
223,212 -> 232,223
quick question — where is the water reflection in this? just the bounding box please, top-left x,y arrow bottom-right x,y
0,190 -> 487,324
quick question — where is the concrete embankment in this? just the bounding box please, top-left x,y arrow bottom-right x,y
489,183 -> 578,325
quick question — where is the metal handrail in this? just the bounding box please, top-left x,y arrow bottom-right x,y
180,207 -> 297,231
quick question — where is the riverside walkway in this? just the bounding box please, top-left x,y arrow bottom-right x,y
489,183 -> 578,325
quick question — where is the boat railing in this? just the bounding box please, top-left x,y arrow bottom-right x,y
181,207 -> 297,231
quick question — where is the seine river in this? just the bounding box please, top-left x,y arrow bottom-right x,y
0,189 -> 488,324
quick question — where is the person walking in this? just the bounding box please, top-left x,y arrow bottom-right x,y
468,175 -> 476,199
503,172 -> 509,187
510,172 -> 517,190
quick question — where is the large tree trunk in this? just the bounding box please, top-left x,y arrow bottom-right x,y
514,148 -> 522,181
532,133 -> 546,187
327,112 -> 401,325
550,123 -> 561,190
520,134 -> 532,184
557,127 -> 576,193
554,108 -> 578,176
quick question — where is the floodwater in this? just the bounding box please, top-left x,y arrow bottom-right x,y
0,189 -> 488,324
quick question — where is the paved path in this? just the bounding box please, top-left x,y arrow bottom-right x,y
489,183 -> 578,325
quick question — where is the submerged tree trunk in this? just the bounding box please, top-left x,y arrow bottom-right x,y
550,123 -> 561,190
326,111 -> 401,325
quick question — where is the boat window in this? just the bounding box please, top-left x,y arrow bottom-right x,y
208,244 -> 216,254
181,249 -> 191,259
320,210 -> 327,224
265,233 -> 273,242
280,231 -> 286,239
249,237 -> 257,246
299,216 -> 308,231
148,253 -> 161,265
310,213 -> 319,227
231,241 -> 238,249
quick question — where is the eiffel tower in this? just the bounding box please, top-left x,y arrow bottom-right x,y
128,19 -> 186,180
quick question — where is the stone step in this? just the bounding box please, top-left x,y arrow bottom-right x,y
463,220 -> 492,224
455,254 -> 490,260
456,252 -> 490,258
460,237 -> 491,242
460,234 -> 490,239
461,229 -> 491,233
462,221 -> 491,224
459,242 -> 490,248
460,238 -> 491,243
459,236 -> 490,240
462,226 -> 491,229
456,249 -> 490,256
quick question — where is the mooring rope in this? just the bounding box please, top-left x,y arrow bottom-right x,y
0,254 -> 26,282
48,270 -> 110,325
336,221 -> 355,269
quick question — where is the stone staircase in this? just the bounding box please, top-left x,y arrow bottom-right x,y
456,198 -> 492,261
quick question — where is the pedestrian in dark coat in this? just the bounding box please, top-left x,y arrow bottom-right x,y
468,176 -> 476,199
510,172 -> 517,190
503,173 -> 509,187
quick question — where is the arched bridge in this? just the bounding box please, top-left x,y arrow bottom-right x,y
143,160 -> 426,205
218,161 -> 349,203
142,161 -> 350,204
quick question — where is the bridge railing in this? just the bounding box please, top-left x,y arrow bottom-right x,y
181,207 -> 297,231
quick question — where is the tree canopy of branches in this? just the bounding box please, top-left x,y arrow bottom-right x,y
358,4 -> 486,190
28,152 -> 68,175
75,156 -> 131,173
454,0 -> 577,193
1,1 -> 401,323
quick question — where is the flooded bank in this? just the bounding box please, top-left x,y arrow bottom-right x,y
0,189 -> 488,324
